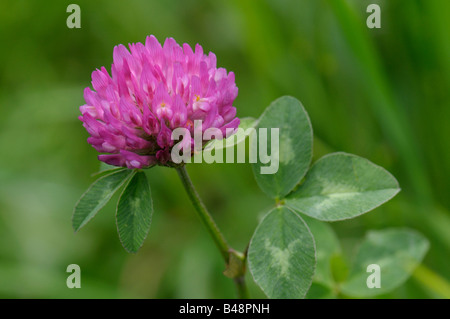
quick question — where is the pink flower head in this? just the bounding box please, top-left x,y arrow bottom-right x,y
79,35 -> 239,169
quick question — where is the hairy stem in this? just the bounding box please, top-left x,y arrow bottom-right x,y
176,166 -> 230,261
176,166 -> 248,298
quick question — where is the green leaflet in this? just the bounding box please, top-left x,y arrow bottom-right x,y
94,162 -> 122,175
72,168 -> 134,232
248,206 -> 316,299
302,216 -> 341,290
251,96 -> 313,199
116,171 -> 153,253
203,117 -> 258,152
286,152 -> 400,221
341,228 -> 429,297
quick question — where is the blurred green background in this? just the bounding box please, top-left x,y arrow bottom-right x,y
0,0 -> 449,298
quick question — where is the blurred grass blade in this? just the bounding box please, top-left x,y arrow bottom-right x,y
326,0 -> 432,204
72,168 -> 134,232
412,264 -> 450,299
116,171 -> 153,253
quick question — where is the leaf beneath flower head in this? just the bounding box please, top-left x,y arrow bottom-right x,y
248,206 -> 316,299
95,162 -> 121,175
286,152 -> 400,221
251,96 -> 313,199
203,117 -> 258,152
116,171 -> 153,253
73,168 -> 134,232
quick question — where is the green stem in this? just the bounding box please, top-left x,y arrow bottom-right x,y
176,166 -> 231,262
234,276 -> 250,299
176,166 -> 249,298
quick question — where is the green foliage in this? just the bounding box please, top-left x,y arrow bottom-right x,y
1,0 -> 447,299
248,206 -> 315,299
251,96 -> 312,199
286,153 -> 400,221
303,225 -> 429,298
73,169 -> 153,253
204,117 -> 258,152
303,217 -> 341,289
72,169 -> 134,232
341,228 -> 429,297
116,172 -> 154,253
97,162 -> 121,174
248,96 -> 416,299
